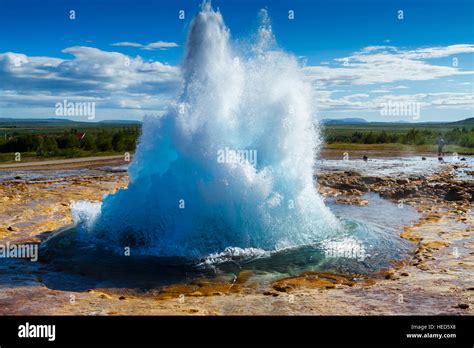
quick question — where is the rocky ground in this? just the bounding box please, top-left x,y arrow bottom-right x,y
0,173 -> 128,243
0,158 -> 472,315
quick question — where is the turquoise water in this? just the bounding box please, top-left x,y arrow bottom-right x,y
38,192 -> 417,290
72,3 -> 341,258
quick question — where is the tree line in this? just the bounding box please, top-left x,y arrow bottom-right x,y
2,126 -> 473,159
0,128 -> 140,157
323,127 -> 474,148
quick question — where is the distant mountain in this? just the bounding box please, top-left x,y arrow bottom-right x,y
320,118 -> 369,125
0,116 -> 471,127
320,117 -> 473,125
99,120 -> 142,125
447,117 -> 474,125
0,118 -> 141,125
0,118 -> 73,124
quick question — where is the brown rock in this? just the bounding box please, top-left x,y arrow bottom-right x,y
335,197 -> 369,206
416,263 -> 430,271
272,272 -> 354,292
263,291 -> 279,297
445,188 -> 470,201
423,240 -> 450,249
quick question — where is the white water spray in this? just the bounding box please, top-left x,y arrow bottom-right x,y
81,3 -> 340,258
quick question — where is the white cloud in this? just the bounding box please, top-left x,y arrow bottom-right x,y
315,92 -> 474,112
0,47 -> 181,113
304,44 -> 474,87
399,44 -> 474,59
111,41 -> 179,50
111,42 -> 144,48
308,44 -> 474,114
360,45 -> 397,53
1,43 -> 473,119
345,93 -> 370,100
143,41 -> 179,50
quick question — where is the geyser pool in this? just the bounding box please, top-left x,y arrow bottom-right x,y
40,192 -> 417,289
73,3 -> 341,258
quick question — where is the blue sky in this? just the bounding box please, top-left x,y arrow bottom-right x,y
1,0 -> 473,122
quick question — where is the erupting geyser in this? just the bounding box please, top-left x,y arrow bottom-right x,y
75,3 -> 340,258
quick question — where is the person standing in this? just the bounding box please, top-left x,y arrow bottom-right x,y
437,135 -> 445,157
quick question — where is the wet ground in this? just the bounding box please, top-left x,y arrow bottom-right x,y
0,154 -> 472,315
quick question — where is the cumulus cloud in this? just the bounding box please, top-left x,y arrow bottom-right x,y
1,43 -> 473,118
0,47 -> 181,113
304,44 -> 474,87
304,44 -> 474,114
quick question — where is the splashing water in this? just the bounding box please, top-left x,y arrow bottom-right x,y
77,3 -> 341,258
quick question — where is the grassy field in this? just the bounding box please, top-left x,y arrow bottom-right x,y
0,150 -> 123,163
321,119 -> 474,154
